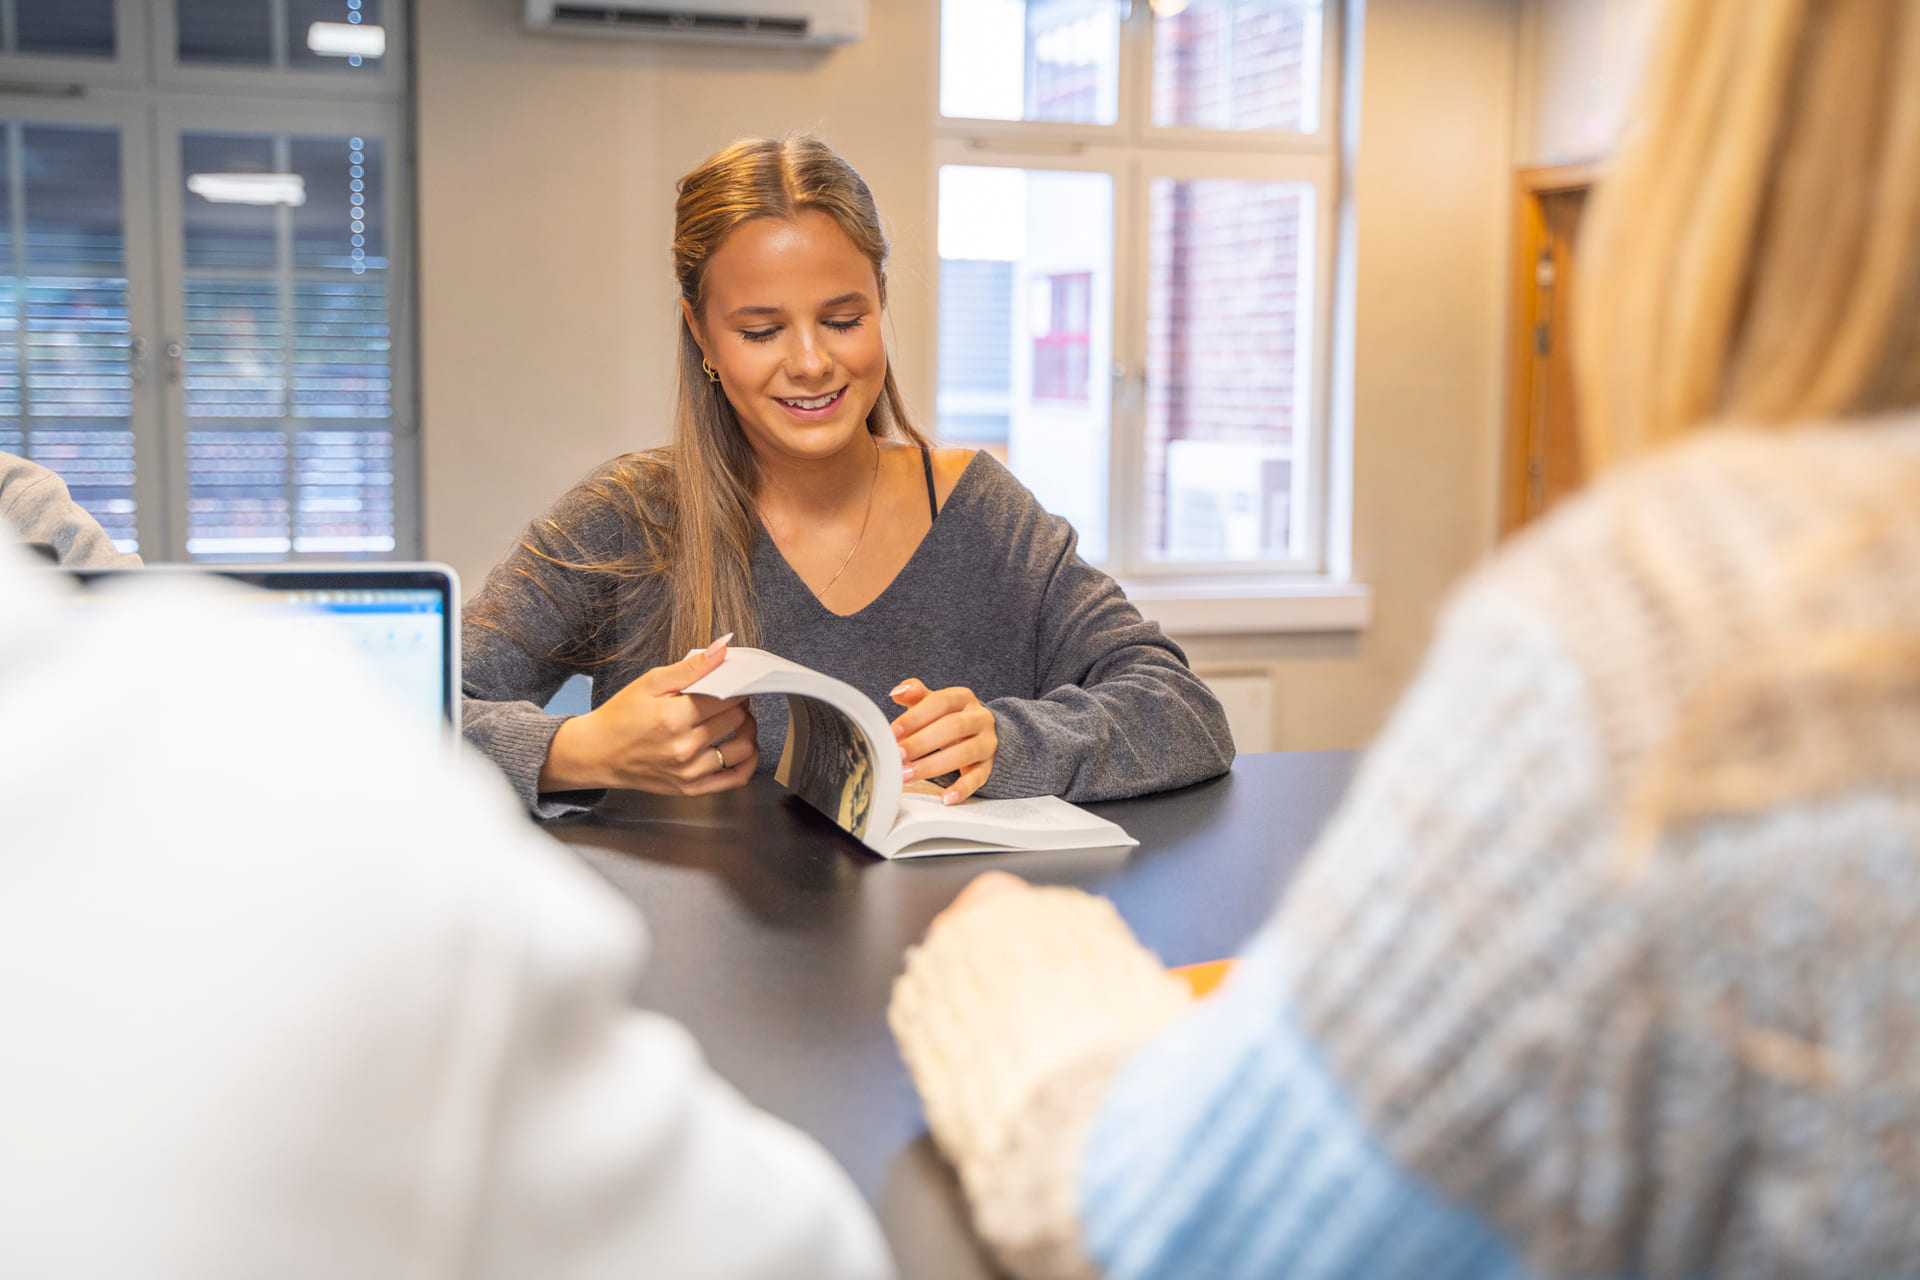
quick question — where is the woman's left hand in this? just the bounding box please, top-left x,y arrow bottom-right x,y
889,679 -> 997,804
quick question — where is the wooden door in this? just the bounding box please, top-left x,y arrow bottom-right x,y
1503,163 -> 1599,536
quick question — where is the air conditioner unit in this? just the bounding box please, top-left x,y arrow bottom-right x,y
524,0 -> 866,48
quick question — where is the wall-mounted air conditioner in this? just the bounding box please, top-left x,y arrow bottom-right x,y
523,0 -> 866,48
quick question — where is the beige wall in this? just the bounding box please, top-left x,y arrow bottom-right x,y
415,0 -> 1516,753
1513,0 -> 1657,166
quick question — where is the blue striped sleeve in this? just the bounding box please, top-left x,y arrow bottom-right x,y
1079,930 -> 1534,1280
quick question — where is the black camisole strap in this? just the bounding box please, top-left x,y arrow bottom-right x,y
920,444 -> 938,520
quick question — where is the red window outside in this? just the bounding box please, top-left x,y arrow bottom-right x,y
1033,271 -> 1092,401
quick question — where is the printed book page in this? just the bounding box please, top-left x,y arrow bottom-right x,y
783,695 -> 880,841
882,794 -> 1137,857
897,793 -> 1118,831
684,647 -> 903,845
686,647 -> 1136,859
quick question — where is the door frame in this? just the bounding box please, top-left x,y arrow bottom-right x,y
1501,160 -> 1601,537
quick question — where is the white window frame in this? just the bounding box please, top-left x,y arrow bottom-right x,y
933,0 -> 1368,632
0,0 -> 416,562
0,0 -> 151,88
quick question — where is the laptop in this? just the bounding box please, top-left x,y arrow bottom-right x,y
65,563 -> 461,737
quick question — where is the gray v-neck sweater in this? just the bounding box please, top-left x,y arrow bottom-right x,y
462,450 -> 1235,818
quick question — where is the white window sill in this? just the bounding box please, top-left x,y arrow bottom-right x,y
1118,577 -> 1372,636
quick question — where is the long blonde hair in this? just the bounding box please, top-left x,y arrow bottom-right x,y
654,133 -> 928,660
1581,0 -> 1920,922
482,135 -> 930,670
1575,0 -> 1920,469
1565,2 -> 1920,1108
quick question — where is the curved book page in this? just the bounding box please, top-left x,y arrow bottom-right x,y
685,647 -> 1136,858
683,647 -> 902,844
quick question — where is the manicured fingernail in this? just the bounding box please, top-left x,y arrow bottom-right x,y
710,632 -> 733,649
943,790 -> 959,806
889,682 -> 911,697
902,766 -> 915,781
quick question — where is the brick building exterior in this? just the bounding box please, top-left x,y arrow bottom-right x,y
1144,2 -> 1313,558
937,0 -> 1318,562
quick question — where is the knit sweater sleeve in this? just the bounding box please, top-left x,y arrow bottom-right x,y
889,889 -> 1194,1280
892,579 -> 1598,1279
0,452 -> 140,568
462,473 -> 635,818
973,468 -> 1235,802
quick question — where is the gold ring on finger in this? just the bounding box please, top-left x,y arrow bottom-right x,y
713,744 -> 728,771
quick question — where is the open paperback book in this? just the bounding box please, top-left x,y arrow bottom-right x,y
683,647 -> 1138,859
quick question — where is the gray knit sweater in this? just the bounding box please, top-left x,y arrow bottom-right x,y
0,450 -> 139,568
462,451 -> 1234,817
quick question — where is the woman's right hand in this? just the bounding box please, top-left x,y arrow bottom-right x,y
538,637 -> 759,795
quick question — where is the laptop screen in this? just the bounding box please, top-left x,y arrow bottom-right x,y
67,564 -> 459,735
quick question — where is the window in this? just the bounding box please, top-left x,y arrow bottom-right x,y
0,0 -> 412,562
937,0 -> 1341,577
1033,271 -> 1092,402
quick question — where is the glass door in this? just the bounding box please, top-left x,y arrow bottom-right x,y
0,103 -> 161,556
158,103 -> 408,560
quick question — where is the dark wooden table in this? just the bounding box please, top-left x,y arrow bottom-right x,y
546,750 -> 1357,1279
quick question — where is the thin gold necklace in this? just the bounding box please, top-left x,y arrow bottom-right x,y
817,437 -> 881,600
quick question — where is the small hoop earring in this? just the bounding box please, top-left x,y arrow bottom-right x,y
701,357 -> 720,385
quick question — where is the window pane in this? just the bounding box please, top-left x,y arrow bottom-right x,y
177,0 -> 387,71
938,165 -> 1113,562
288,0 -> 387,72
0,138 -> 11,464
0,124 -> 138,553
181,130 -> 394,561
186,428 -> 286,556
1153,0 -> 1323,134
17,0 -> 116,58
1145,177 -> 1313,562
940,0 -> 1119,126
177,0 -> 273,65
183,134 -> 277,268
290,136 -> 384,269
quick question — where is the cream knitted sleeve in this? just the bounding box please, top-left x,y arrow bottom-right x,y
888,888 -> 1192,1279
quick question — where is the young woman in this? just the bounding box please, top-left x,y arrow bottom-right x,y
890,0 -> 1920,1276
463,136 -> 1234,817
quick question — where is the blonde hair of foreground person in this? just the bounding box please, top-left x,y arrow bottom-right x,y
512,134 -> 930,668
1574,0 -> 1920,858
1575,0 -> 1920,468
